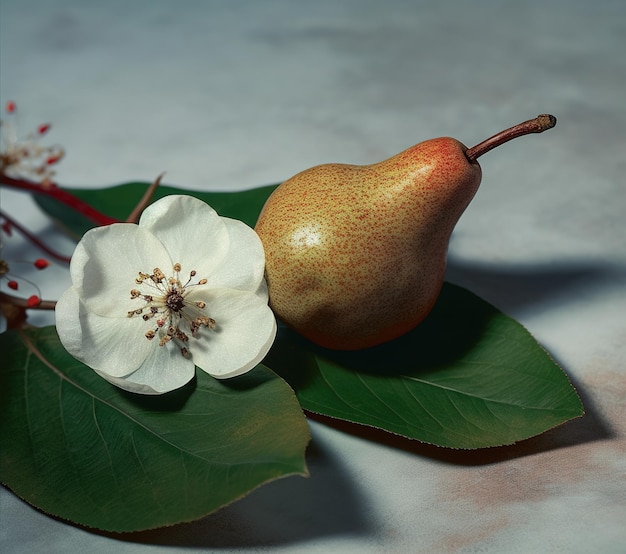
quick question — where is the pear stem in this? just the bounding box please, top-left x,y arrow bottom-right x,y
465,114 -> 557,162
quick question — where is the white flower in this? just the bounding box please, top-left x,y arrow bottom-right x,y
55,195 -> 277,395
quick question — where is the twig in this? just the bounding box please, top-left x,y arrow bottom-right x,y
0,209 -> 71,264
0,291 -> 56,310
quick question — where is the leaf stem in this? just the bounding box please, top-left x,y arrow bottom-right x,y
465,114 -> 557,162
0,172 -> 120,226
126,173 -> 164,223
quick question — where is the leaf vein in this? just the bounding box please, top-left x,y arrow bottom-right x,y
404,375 -> 564,411
92,398 -> 119,490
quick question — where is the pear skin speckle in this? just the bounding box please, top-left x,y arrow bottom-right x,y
255,137 -> 482,350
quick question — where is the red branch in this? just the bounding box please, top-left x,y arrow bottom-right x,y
0,173 -> 120,226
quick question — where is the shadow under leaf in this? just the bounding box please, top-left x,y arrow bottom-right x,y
305,363 -> 610,467
85,430 -> 373,548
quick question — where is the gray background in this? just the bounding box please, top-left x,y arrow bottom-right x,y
1,1 -> 625,552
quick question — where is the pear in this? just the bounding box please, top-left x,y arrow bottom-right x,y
255,115 -> 556,350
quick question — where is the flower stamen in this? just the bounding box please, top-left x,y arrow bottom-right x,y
129,262 -> 215,358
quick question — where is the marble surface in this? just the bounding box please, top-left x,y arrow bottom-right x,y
1,1 -> 625,552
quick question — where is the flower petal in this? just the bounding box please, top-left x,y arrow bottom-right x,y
93,371 -> 160,395
58,195 -> 273,394
55,286 -> 152,377
96,344 -> 195,394
205,217 -> 266,292
139,195 -> 229,277
70,224 -> 171,317
188,288 -> 277,379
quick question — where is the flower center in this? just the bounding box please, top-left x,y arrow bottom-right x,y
127,262 -> 216,358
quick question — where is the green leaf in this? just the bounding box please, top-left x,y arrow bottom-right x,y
34,182 -> 279,238
0,326 -> 310,532
33,181 -> 583,449
265,283 -> 584,449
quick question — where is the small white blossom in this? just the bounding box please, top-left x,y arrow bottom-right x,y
0,100 -> 64,182
55,195 -> 277,394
